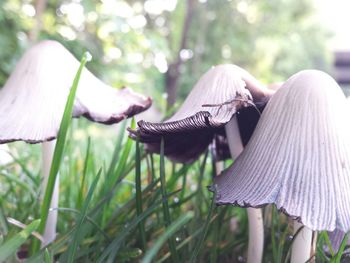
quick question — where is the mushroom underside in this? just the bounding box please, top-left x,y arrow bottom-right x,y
130,105 -> 262,163
129,111 -> 224,163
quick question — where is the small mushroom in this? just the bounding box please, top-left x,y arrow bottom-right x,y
213,70 -> 350,263
130,64 -> 275,263
0,40 -> 151,143
130,64 -> 273,163
0,40 -> 151,246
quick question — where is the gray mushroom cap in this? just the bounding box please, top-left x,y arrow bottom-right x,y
0,40 -> 151,144
213,70 -> 350,231
129,64 -> 270,163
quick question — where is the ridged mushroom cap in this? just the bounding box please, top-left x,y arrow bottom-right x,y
0,40 -> 151,144
214,70 -> 350,231
130,64 -> 269,163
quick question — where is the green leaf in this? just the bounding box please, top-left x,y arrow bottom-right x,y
44,248 -> 53,263
331,232 -> 349,263
0,219 -> 40,261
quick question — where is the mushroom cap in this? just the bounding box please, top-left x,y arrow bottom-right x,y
165,64 -> 253,124
213,70 -> 350,231
130,64 -> 265,163
0,40 -> 151,144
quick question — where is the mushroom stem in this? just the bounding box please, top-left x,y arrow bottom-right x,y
41,140 -> 58,247
225,116 -> 264,263
291,221 -> 313,263
246,208 -> 264,263
225,116 -> 244,158
311,231 -> 317,262
0,144 -> 12,165
215,161 -> 224,176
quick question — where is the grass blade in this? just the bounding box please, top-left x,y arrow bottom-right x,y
135,138 -> 147,250
111,118 -> 135,184
0,172 -> 37,199
190,192 -> 216,263
106,120 -> 127,177
66,169 -> 101,263
76,137 -> 91,209
32,52 -> 92,253
100,119 -> 135,226
0,219 -> 40,261
96,200 -> 162,262
159,137 -> 179,262
0,203 -> 8,236
44,248 -> 53,263
141,211 -> 194,263
321,231 -> 334,257
332,232 -> 349,263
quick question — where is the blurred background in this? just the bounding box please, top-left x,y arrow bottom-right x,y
1,0 -> 349,114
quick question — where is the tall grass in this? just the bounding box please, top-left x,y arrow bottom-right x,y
0,58 -> 348,262
0,118 -> 349,261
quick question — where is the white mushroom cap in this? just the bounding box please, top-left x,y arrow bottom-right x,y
166,64 -> 253,125
130,64 -> 270,163
214,70 -> 350,231
0,40 -> 151,143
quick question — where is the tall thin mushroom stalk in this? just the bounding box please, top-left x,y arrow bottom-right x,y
129,64 -> 275,262
0,40 -> 151,247
0,145 -> 13,166
213,70 -> 350,263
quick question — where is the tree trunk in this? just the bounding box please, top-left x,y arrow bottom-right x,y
166,0 -> 195,109
28,0 -> 47,41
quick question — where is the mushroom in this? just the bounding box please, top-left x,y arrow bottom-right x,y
213,70 -> 350,263
0,40 -> 151,246
129,64 -> 275,263
132,64 -> 273,162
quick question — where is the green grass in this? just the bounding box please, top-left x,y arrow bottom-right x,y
0,118 -> 348,261
0,219 -> 40,261
0,57 -> 348,262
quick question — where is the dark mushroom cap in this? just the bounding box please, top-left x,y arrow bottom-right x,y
129,64 -> 269,163
0,40 -> 151,144
213,70 -> 350,231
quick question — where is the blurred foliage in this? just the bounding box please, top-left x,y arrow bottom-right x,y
0,0 -> 332,112
0,1 -> 340,261
0,118 -> 341,262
